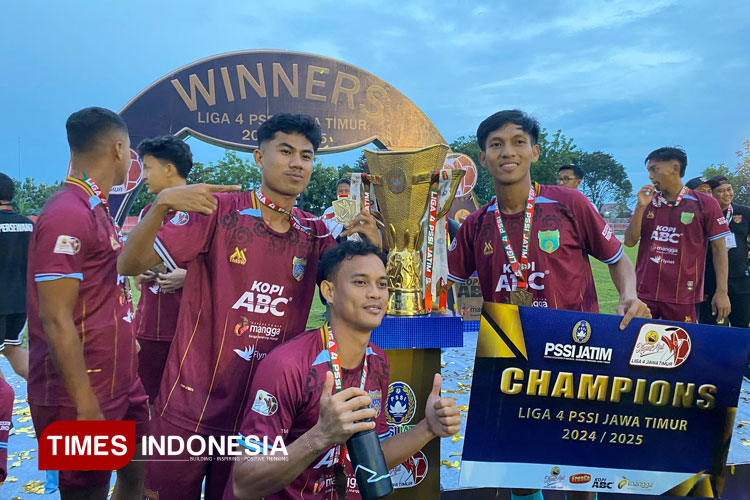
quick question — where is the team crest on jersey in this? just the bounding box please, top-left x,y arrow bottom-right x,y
680,212 -> 695,225
369,389 -> 382,417
386,382 -> 416,425
169,211 -> 189,226
646,211 -> 655,219
483,241 -> 494,255
449,238 -> 457,251
734,215 -> 743,224
538,230 -> 560,254
230,247 -> 247,265
251,389 -> 279,416
292,256 -> 307,281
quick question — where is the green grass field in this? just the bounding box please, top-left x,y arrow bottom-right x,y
128,243 -> 639,331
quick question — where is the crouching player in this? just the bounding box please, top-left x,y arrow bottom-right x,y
229,240 -> 461,499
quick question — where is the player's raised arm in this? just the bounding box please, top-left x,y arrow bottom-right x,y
624,184 -> 655,247
117,183 -> 240,275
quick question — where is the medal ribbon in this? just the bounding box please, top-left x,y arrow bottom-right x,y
322,323 -> 368,472
423,170 -> 441,311
652,186 -> 688,208
726,204 -> 734,221
494,183 -> 537,289
66,171 -> 122,238
255,190 -> 332,238
0,203 -> 14,212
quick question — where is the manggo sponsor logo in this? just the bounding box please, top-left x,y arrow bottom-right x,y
232,281 -> 289,317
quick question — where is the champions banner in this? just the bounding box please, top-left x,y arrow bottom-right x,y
459,303 -> 749,496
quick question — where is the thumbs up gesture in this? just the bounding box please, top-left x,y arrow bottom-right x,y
424,373 -> 461,438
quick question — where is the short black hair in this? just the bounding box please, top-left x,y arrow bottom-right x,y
257,113 -> 322,151
477,109 -> 540,151
317,240 -> 387,304
645,147 -> 687,177
66,107 -> 128,154
137,136 -> 194,179
0,172 -> 14,201
336,178 -> 351,187
558,164 -> 584,180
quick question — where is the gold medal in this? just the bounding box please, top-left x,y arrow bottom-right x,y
332,198 -> 358,224
509,289 -> 533,307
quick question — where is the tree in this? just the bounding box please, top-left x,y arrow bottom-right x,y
702,140 -> 750,206
533,129 -> 580,186
298,163 -> 340,214
450,129 -> 580,206
578,151 -> 633,211
11,178 -> 63,215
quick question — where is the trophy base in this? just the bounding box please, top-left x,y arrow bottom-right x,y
387,290 -> 427,316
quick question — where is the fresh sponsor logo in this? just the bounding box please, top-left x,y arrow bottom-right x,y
630,323 -> 691,368
570,473 -> 591,484
53,235 -> 81,255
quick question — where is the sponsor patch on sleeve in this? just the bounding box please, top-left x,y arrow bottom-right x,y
251,389 -> 279,416
53,235 -> 81,255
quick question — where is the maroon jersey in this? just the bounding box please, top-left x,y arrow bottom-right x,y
152,191 -> 335,433
134,204 -> 182,342
635,190 -> 730,304
448,185 -> 623,312
27,180 -> 138,406
230,328 -> 390,500
0,378 -> 12,483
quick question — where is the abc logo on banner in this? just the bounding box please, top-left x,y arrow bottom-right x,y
38,420 -> 136,470
443,153 -> 477,197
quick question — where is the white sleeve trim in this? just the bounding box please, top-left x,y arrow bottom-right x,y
600,245 -> 624,265
709,231 -> 732,241
154,237 -> 178,271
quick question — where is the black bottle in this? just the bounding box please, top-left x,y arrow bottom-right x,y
346,428 -> 394,499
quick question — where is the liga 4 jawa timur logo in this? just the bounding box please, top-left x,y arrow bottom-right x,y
629,324 -> 692,368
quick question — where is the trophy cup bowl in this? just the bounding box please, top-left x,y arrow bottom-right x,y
364,144 -> 464,315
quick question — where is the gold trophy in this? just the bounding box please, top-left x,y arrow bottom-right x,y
365,144 -> 464,315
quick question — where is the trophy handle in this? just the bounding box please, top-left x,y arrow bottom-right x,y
435,169 -> 466,220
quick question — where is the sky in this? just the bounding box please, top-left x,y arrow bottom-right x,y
2,0 -> 749,191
